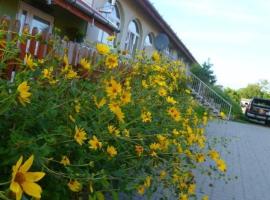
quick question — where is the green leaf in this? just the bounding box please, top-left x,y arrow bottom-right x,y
112,191 -> 119,200
96,191 -> 105,200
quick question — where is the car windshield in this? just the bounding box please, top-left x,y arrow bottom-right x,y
253,99 -> 270,109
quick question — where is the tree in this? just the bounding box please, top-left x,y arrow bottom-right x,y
224,88 -> 241,103
238,83 -> 264,99
190,59 -> 216,85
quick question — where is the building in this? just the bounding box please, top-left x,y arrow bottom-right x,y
87,0 -> 198,65
0,0 -> 117,41
0,0 -> 198,65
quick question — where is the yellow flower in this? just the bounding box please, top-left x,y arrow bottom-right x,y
196,154 -> 205,163
107,146 -> 117,157
188,184 -> 196,194
216,159 -> 227,172
68,180 -> 82,192
60,156 -> 70,166
107,35 -> 116,41
166,96 -> 177,104
144,176 -> 151,188
88,136 -> 102,150
63,54 -> 69,67
152,51 -> 160,62
137,185 -> 145,195
66,69 -> 78,79
96,43 -> 110,55
208,150 -> 220,161
158,88 -> 167,97
220,112 -> 226,119
122,129 -> 130,137
149,143 -> 160,151
108,125 -> 120,137
172,129 -> 180,137
135,145 -> 144,156
168,107 -> 181,122
159,170 -> 167,179
142,80 -> 149,88
93,96 -> 106,108
109,103 -> 125,123
105,54 -> 118,69
24,54 -> 36,70
17,81 -> 31,106
202,195 -> 209,200
202,115 -> 208,126
141,111 -> 152,123
121,91 -> 131,105
74,126 -> 87,145
10,155 -> 45,200
42,67 -> 53,79
79,58 -> 91,70
179,194 -> 188,200
106,78 -> 122,99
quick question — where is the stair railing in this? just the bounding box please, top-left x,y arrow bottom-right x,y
187,71 -> 232,120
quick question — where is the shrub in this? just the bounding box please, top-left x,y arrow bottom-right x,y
0,31 -> 226,200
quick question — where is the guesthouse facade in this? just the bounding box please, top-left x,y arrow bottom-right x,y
0,0 -> 198,66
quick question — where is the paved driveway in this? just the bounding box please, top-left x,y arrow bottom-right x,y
197,120 -> 270,200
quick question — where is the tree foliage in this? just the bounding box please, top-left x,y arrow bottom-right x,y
190,59 -> 216,85
238,80 -> 270,99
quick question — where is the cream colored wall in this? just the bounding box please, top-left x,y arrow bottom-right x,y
86,0 -> 190,62
86,0 -> 161,55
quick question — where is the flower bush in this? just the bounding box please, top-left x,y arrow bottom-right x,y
0,30 -> 227,200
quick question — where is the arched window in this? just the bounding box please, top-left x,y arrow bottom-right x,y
125,20 -> 140,56
144,33 -> 154,48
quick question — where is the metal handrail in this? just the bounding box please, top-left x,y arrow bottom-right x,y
188,71 -> 232,120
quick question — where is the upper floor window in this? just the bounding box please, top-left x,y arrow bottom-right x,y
109,2 -> 121,28
100,0 -> 121,28
125,20 -> 140,56
144,33 -> 154,48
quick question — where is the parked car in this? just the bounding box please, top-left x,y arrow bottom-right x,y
245,97 -> 270,125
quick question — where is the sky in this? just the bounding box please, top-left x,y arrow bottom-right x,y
150,0 -> 270,89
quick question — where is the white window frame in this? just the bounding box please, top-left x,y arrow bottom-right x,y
125,20 -> 140,56
18,2 -> 54,33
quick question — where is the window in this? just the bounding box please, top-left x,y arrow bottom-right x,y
97,1 -> 121,45
108,3 -> 121,28
144,33 -> 154,49
18,2 -> 54,34
125,20 -> 140,56
98,30 -> 110,44
18,2 -> 54,55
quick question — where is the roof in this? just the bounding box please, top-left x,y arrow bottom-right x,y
135,0 -> 198,64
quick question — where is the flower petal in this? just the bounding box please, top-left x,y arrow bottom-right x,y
19,155 -> 34,173
10,181 -> 21,193
25,172 -> 45,182
13,156 -> 23,174
15,187 -> 23,200
21,181 -> 42,199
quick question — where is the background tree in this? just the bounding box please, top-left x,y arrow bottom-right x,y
190,59 -> 216,85
238,83 -> 265,99
224,88 -> 241,103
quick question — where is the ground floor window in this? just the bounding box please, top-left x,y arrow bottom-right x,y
18,2 -> 54,34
